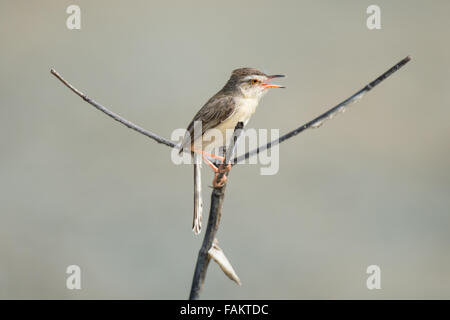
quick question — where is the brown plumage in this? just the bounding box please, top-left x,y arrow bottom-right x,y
179,95 -> 235,153
179,68 -> 267,153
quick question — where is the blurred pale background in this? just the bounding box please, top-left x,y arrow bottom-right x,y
1,0 -> 449,299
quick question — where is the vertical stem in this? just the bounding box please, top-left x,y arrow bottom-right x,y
189,122 -> 244,300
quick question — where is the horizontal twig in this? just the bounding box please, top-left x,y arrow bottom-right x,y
50,69 -> 176,148
51,57 -> 411,300
51,55 -> 411,164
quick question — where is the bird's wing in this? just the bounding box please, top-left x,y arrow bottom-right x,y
179,95 -> 236,152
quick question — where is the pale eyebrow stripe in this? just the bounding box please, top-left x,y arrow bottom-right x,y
242,75 -> 266,82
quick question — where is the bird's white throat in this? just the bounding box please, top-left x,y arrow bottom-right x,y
233,96 -> 260,125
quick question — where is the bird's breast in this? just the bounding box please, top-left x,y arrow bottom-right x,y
214,97 -> 258,136
196,97 -> 260,151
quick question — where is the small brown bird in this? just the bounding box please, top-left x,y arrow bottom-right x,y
179,68 -> 285,234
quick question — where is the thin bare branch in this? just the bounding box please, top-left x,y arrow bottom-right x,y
232,55 -> 411,164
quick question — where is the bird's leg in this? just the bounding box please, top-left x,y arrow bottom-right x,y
192,148 -> 225,163
199,154 -> 226,187
192,149 -> 231,187
201,154 -> 220,173
213,162 -> 232,187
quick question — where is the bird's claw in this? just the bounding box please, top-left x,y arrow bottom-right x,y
218,163 -> 231,173
213,173 -> 227,188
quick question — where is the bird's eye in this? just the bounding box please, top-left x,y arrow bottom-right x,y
250,79 -> 259,84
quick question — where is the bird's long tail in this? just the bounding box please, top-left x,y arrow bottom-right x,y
193,159 -> 203,235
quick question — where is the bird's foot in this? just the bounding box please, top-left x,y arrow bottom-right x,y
213,173 -> 227,188
212,164 -> 231,187
218,163 -> 231,173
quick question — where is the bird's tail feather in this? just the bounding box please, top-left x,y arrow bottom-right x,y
193,161 -> 203,235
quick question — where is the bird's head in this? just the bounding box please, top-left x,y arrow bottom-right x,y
225,68 -> 285,100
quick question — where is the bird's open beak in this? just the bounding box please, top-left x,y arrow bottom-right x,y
262,74 -> 286,88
